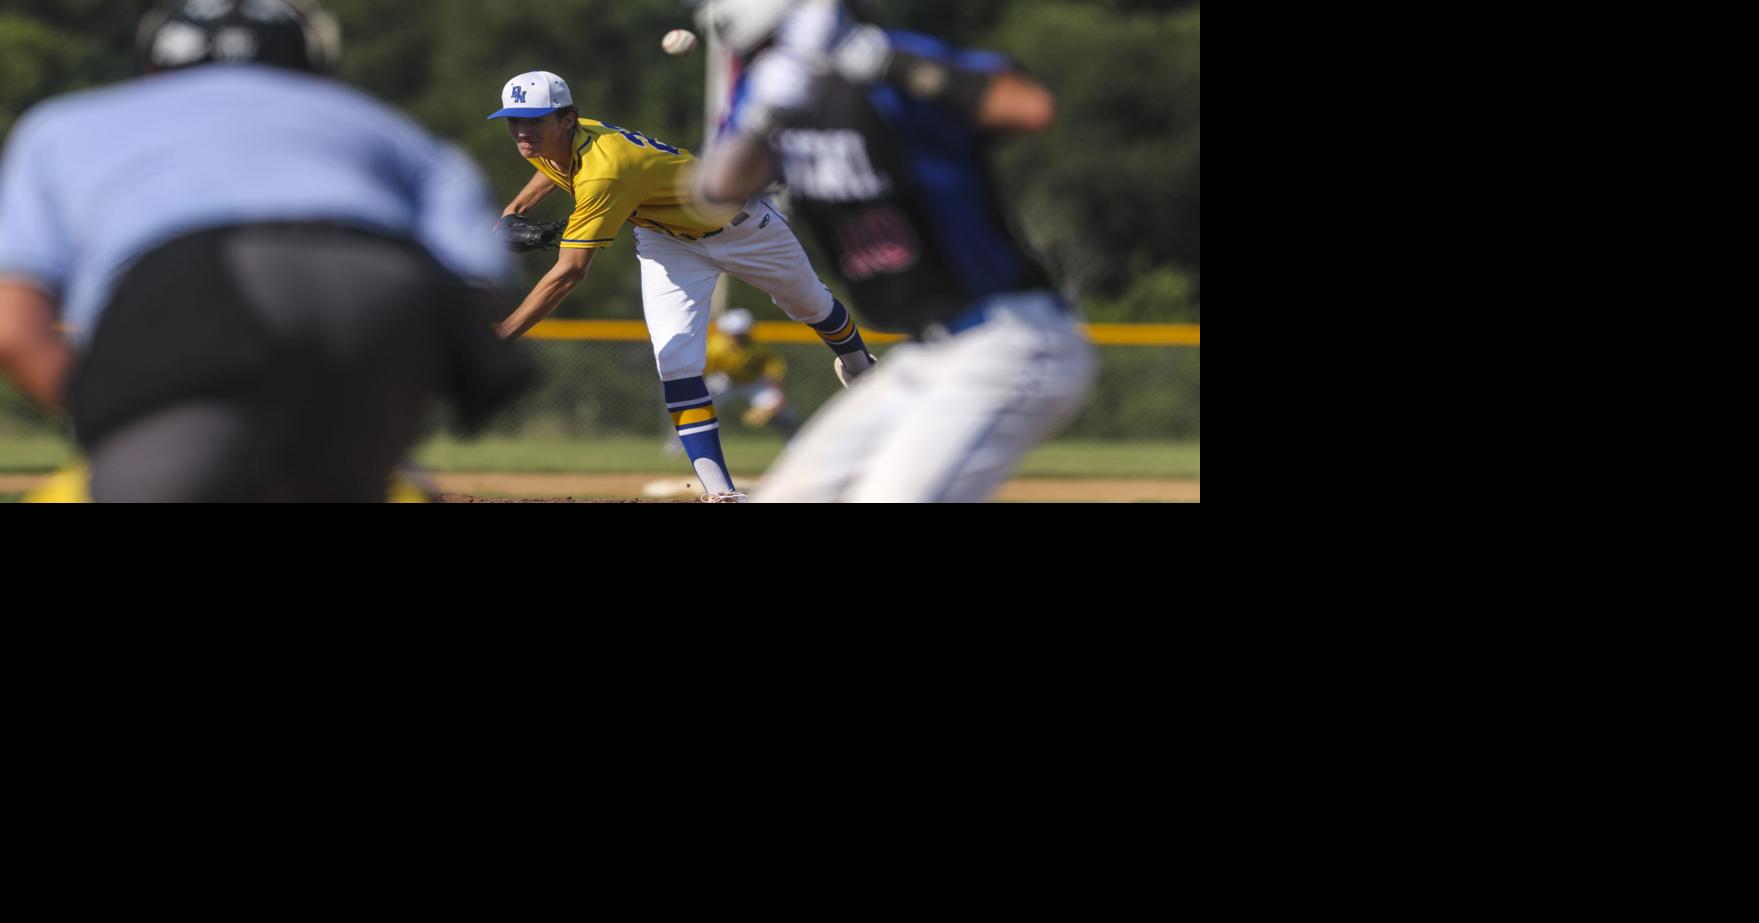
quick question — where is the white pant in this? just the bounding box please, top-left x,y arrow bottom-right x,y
755,291 -> 1097,502
634,200 -> 834,381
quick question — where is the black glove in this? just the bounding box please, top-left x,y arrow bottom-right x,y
493,215 -> 566,252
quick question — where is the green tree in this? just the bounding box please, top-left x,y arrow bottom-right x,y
990,1 -> 1200,314
1,0 -> 1199,324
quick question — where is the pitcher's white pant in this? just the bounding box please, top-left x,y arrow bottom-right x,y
634,200 -> 834,382
755,291 -> 1097,503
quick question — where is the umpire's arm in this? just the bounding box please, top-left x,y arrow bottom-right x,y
497,247 -> 593,340
0,281 -> 71,412
0,112 -> 74,412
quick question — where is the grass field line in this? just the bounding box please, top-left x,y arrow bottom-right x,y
1,434 -> 1198,478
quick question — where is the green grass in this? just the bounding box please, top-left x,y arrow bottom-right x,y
1,493 -> 22,504
1016,441 -> 1200,479
415,435 -> 1199,479
413,435 -> 789,474
0,434 -> 75,472
0,432 -> 1200,480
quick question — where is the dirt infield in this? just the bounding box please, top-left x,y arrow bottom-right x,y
431,474 -> 1198,502
2,472 -> 1199,502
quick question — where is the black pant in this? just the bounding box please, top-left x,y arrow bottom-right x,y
68,224 -> 533,501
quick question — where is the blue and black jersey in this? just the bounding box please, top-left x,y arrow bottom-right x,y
731,31 -> 1053,335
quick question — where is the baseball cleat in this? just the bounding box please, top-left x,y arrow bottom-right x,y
834,352 -> 877,387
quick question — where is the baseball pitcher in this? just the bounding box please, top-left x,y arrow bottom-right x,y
487,71 -> 875,502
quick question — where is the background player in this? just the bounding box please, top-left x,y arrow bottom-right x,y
704,307 -> 800,439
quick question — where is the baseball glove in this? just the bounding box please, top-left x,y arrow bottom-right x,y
494,215 -> 566,252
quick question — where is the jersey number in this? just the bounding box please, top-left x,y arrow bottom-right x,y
832,205 -> 922,281
600,122 -> 680,155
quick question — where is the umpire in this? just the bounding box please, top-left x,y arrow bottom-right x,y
0,0 -> 532,501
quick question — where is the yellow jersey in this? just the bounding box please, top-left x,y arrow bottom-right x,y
527,118 -> 740,249
705,329 -> 786,385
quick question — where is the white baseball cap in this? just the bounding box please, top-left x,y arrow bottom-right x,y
718,308 -> 755,335
487,71 -> 573,119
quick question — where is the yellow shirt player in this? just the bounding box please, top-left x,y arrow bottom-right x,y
704,308 -> 798,438
707,312 -> 786,386
488,71 -> 875,502
531,119 -> 737,248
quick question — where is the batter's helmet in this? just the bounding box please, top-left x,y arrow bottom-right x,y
138,0 -> 342,74
697,0 -> 805,58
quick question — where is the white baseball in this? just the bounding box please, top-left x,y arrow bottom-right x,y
662,29 -> 698,56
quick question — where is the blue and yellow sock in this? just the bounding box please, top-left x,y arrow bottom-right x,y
664,377 -> 735,494
810,300 -> 873,372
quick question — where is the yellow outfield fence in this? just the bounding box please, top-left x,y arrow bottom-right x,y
526,319 -> 1201,347
459,319 -> 1200,441
5,323 -> 1200,443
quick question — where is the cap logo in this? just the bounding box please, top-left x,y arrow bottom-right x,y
510,85 -> 528,104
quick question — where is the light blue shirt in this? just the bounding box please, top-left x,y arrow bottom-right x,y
0,64 -> 507,345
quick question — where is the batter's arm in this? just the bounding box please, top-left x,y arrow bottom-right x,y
976,71 -> 1056,136
831,27 -> 1055,135
696,133 -> 779,210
